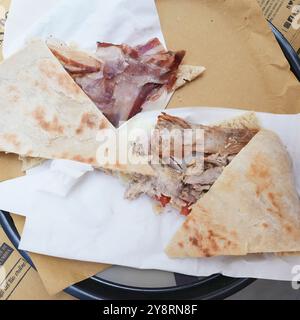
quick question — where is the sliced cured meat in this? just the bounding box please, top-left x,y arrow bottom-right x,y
49,38 -> 186,127
47,39 -> 102,74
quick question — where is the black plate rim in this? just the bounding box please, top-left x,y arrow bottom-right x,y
269,22 -> 300,80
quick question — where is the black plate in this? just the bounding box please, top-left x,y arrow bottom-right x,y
0,23 -> 299,301
270,22 -> 300,81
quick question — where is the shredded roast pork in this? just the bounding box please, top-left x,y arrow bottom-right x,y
48,39 -> 185,127
125,114 -> 258,215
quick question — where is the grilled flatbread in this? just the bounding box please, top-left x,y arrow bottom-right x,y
166,130 -> 300,257
0,40 -> 113,166
19,156 -> 45,172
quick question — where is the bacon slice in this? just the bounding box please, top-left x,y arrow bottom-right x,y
49,38 -> 185,127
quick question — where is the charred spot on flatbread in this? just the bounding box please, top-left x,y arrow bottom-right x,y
2,133 -> 21,148
76,112 -> 98,135
32,107 -> 64,134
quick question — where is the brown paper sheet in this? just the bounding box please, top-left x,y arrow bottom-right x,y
158,0 -> 300,114
0,226 -> 74,300
0,0 -> 300,298
258,0 -> 300,56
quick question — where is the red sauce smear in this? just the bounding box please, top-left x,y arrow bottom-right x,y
155,195 -> 171,208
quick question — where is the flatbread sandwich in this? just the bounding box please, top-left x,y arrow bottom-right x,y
106,112 -> 300,257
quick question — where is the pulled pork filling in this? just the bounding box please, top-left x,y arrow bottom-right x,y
124,114 -> 258,215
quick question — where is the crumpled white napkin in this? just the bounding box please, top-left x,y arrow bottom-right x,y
35,160 -> 93,197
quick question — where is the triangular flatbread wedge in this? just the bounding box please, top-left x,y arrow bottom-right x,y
0,40 -> 113,166
166,130 -> 300,257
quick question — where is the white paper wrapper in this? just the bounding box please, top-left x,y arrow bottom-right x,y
1,107 -> 300,281
3,0 -> 166,58
3,0 -> 173,118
